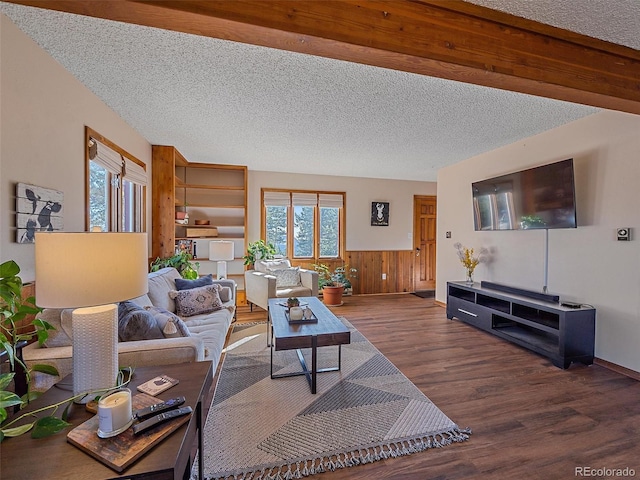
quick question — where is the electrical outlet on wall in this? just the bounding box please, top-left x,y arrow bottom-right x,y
382,273 -> 387,280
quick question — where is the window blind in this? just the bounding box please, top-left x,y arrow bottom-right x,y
123,157 -> 147,186
263,191 -> 291,207
90,138 -> 123,174
319,194 -> 343,208
292,193 -> 318,207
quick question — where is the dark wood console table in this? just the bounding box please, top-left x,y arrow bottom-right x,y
1,361 -> 213,479
446,281 -> 595,369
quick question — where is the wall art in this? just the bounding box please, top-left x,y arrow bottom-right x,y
371,201 -> 389,226
15,183 -> 64,243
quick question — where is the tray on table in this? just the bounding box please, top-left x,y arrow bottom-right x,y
67,392 -> 190,472
284,308 -> 318,324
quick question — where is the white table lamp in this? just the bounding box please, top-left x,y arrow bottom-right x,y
35,232 -> 147,403
209,240 -> 234,279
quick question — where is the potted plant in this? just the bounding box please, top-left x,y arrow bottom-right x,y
243,240 -> 276,269
286,297 -> 300,309
150,251 -> 200,279
0,260 -> 67,441
312,263 -> 358,306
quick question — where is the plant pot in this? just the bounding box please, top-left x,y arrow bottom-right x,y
322,285 -> 344,306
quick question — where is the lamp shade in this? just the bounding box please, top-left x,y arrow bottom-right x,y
35,232 -> 148,308
209,240 -> 234,262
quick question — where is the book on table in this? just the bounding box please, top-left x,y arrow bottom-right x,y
136,375 -> 179,396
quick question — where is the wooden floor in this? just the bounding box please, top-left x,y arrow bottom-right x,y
230,294 -> 640,479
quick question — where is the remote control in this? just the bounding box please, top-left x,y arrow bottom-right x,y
134,396 -> 186,421
133,406 -> 193,435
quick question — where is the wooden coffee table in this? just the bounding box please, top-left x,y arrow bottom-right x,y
268,297 -> 350,394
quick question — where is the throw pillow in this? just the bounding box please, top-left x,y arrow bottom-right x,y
175,274 -> 214,291
130,293 -> 154,308
168,284 -> 224,317
144,306 -> 191,338
117,301 -> 164,342
147,267 -> 183,313
255,258 -> 290,273
268,267 -> 302,288
218,286 -> 232,303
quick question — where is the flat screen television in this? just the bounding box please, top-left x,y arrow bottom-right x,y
472,159 -> 577,230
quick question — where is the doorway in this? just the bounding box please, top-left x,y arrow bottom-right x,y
413,195 -> 437,292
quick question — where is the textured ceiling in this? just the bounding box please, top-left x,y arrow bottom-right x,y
1,2 -> 638,181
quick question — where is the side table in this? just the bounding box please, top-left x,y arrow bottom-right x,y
1,361 -> 213,479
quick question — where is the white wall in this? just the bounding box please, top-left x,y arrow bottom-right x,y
436,110 -> 640,372
0,14 -> 152,281
248,171 -> 437,251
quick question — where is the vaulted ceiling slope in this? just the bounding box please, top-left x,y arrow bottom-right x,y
1,1 -> 638,181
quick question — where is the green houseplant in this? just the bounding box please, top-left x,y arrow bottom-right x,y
243,240 -> 276,268
312,263 -> 357,289
312,263 -> 357,306
150,250 -> 200,279
0,260 -> 65,441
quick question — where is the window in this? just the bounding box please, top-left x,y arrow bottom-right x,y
262,190 -> 345,260
86,127 -> 147,232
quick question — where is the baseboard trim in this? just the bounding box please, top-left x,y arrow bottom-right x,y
594,358 -> 640,381
435,299 -> 446,308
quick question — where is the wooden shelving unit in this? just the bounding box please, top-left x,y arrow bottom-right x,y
152,145 -> 247,303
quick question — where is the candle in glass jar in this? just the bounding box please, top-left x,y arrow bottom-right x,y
98,389 -> 132,434
289,306 -> 303,320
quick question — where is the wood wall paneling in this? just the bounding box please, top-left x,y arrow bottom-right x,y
348,250 -> 414,295
293,251 -> 414,295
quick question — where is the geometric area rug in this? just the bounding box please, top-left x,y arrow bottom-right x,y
193,319 -> 471,480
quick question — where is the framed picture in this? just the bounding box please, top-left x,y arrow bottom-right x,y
371,202 -> 389,226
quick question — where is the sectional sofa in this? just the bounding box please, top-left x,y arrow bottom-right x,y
23,267 -> 235,391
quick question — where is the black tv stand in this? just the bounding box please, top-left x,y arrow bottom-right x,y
446,281 -> 595,369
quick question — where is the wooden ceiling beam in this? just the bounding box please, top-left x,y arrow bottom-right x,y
7,0 -> 640,114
